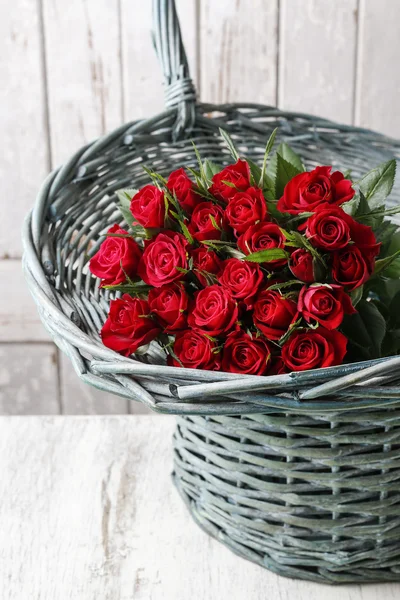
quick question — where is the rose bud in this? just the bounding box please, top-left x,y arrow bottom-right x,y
218,258 -> 264,308
148,283 -> 189,332
289,248 -> 315,283
282,328 -> 348,371
188,202 -> 227,242
130,184 -> 166,228
188,284 -> 238,337
222,330 -> 272,375
168,330 -> 221,370
253,289 -> 297,340
298,284 -> 356,330
101,295 -> 161,357
89,224 -> 142,287
138,231 -> 188,287
237,222 -> 287,269
167,168 -> 202,214
191,247 -> 223,287
332,247 -> 374,291
277,166 -> 355,214
209,159 -> 251,203
226,187 -> 268,234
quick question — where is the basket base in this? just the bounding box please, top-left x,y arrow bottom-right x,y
173,416 -> 400,584
172,473 -> 400,584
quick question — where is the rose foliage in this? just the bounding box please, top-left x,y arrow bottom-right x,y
89,129 -> 399,375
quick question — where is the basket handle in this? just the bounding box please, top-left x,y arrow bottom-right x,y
152,0 -> 197,140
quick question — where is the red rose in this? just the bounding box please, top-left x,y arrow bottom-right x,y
188,202 -> 226,241
289,248 -> 315,283
226,187 -> 267,234
304,204 -> 381,257
282,328 -> 347,371
277,166 -> 355,214
305,204 -> 351,250
218,258 -> 263,308
253,289 -> 297,340
209,159 -> 251,202
130,184 -> 165,228
222,330 -> 271,375
237,222 -> 287,268
191,247 -> 222,287
101,295 -> 161,357
167,168 -> 202,214
298,284 -> 356,330
89,224 -> 142,287
168,330 -> 220,370
332,247 -> 374,291
148,283 -> 189,332
138,231 -> 188,287
188,284 -> 238,337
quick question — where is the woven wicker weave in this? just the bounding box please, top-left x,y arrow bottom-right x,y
22,0 -> 400,583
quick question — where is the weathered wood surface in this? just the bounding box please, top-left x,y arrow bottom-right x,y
0,259 -> 48,342
354,0 -> 400,137
200,0 -> 279,105
121,0 -> 197,121
0,0 -> 49,257
0,415 -> 399,599
42,0 -> 122,166
278,0 -> 358,124
0,344 -> 59,414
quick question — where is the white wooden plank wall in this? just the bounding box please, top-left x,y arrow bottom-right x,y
1,0 -> 399,414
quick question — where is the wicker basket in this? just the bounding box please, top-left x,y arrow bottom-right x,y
23,0 -> 400,584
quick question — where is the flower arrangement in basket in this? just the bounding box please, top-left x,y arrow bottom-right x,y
89,129 -> 399,374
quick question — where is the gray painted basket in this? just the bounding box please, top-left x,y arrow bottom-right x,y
23,0 -> 400,584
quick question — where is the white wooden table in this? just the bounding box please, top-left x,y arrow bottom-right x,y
1,415 -> 399,600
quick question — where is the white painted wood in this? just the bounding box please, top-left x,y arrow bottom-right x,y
354,0 -> 400,138
60,352 -> 150,414
0,259 -> 49,342
0,344 -> 59,414
120,0 -> 198,121
0,415 -> 399,599
279,0 -> 358,124
42,0 -> 122,166
200,0 -> 278,105
0,0 -> 49,258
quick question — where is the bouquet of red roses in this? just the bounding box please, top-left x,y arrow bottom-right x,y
89,129 -> 400,375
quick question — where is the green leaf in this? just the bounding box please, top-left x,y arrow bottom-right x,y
382,257 -> 400,279
180,220 -> 194,245
389,290 -> 400,326
191,141 -> 207,185
209,214 -> 221,231
358,159 -> 396,210
374,249 -> 400,276
350,285 -> 364,307
341,299 -> 386,359
246,158 -> 262,185
244,248 -> 288,263
219,128 -> 240,161
203,159 -> 221,181
341,194 -> 360,216
115,188 -> 137,227
275,142 -> 305,172
103,282 -> 151,295
259,128 -> 278,188
275,155 -> 303,198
